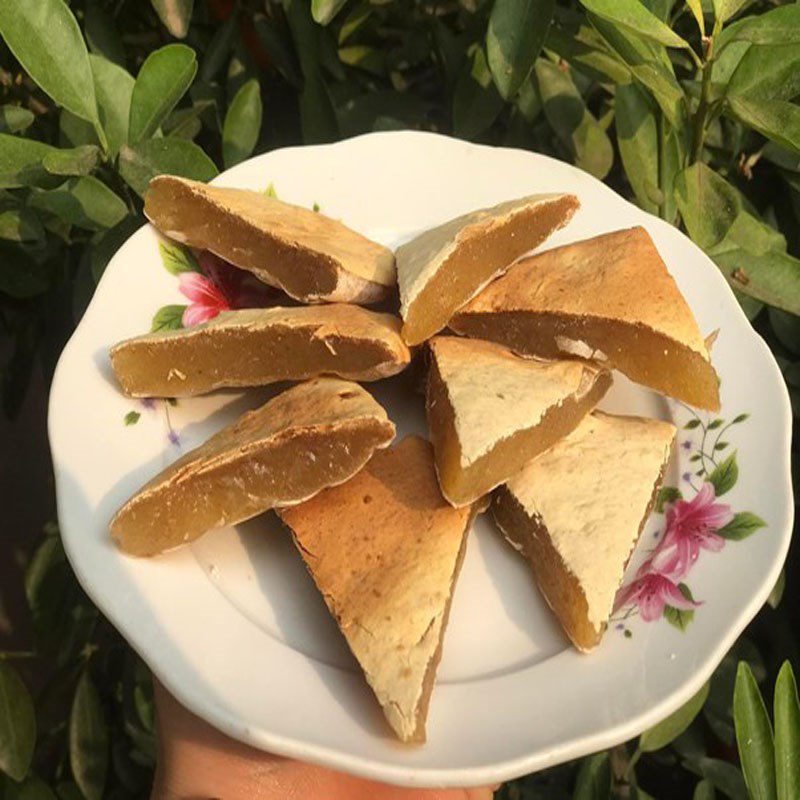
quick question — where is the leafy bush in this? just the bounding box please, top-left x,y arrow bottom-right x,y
0,0 -> 798,797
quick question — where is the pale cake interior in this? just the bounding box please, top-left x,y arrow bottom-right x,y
111,420 -> 393,557
111,317 -> 409,397
426,351 -> 612,507
451,311 -> 719,411
402,196 -> 578,346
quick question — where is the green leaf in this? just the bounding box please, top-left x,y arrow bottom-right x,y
453,47 -> 505,139
727,45 -> 800,102
712,0 -> 750,24
775,662 -> 800,800
70,672 -> 108,800
123,411 -> 141,426
0,209 -> 44,243
535,59 -> 613,179
734,662 -> 777,800
0,134 -> 58,189
338,45 -> 386,76
694,780 -> 716,800
695,757 -> 749,800
545,24 -> 631,85
151,0 -> 194,39
253,16 -> 302,88
580,0 -> 691,49
0,243 -> 51,298
118,138 -> 218,197
727,95 -> 800,154
339,4 -> 371,44
573,752 -> 611,799
129,44 -> 198,144
664,584 -> 697,630
685,418 -> 702,429
726,5 -> 800,46
616,83 -> 660,214
0,106 -> 35,134
655,486 -> 683,513
4,776 -> 57,800
640,683 -> 710,752
312,0 -> 348,26
686,0 -> 705,35
718,511 -> 766,540
199,11 -> 239,83
30,176 -> 128,231
486,0 -> 555,100
42,145 -> 101,177
707,453 -> 738,497
767,569 -> 785,610
0,660 -> 36,781
84,0 -> 125,66
151,304 -> 186,332
90,55 -> 135,157
159,241 -> 199,275
0,0 -> 101,138
222,79 -> 263,169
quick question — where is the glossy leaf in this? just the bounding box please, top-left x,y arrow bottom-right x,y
535,59 -> 613,179
616,82 -> 659,214
734,662 -> 777,800
686,0 -> 705,35
312,0 -> 348,26
0,134 -> 58,189
727,45 -> 800,102
573,752 -> 611,799
775,662 -> 800,800
199,11 -> 239,82
545,24 -> 631,85
486,0 -> 555,100
0,0 -> 101,136
712,0 -> 750,24
0,660 -> 36,781
42,145 -> 101,177
727,95 -> 800,154
580,0 -> 690,49
70,672 -> 108,800
84,1 -> 125,66
640,683 -> 710,752
118,138 -> 218,197
0,209 -> 45,243
696,757 -> 749,800
726,5 -> 800,45
90,55 -> 135,157
129,44 -> 198,144
453,47 -> 505,139
0,106 -> 35,135
222,79 -> 262,168
30,177 -> 128,231
151,0 -> 194,39
253,16 -> 302,88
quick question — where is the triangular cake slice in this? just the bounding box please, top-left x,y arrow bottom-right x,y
451,227 -> 720,410
426,336 -> 611,507
145,176 -> 396,304
278,436 -> 479,743
492,411 -> 676,652
110,305 -> 412,397
110,378 -> 395,556
396,193 -> 579,345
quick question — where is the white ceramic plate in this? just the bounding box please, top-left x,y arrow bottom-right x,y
49,131 -> 794,788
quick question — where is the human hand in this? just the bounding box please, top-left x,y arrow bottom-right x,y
152,680 -> 498,800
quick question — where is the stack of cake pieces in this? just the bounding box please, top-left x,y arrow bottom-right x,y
109,177 -> 719,743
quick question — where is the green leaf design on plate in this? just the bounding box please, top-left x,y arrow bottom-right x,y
684,419 -> 702,429
718,511 -> 766,541
708,452 -> 739,497
159,241 -> 199,275
733,413 -> 750,424
664,584 -> 696,631
708,419 -> 724,430
655,486 -> 682,513
640,682 -> 709,751
151,305 -> 186,332
123,410 -> 141,426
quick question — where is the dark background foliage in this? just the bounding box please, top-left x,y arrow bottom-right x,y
0,0 -> 798,798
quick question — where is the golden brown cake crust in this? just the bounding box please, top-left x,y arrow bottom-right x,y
110,305 -> 411,396
110,378 -> 395,556
144,176 -> 396,303
278,436 -> 477,743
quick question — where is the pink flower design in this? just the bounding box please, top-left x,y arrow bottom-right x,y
179,272 -> 230,327
614,572 -> 701,622
195,250 -> 276,310
650,482 -> 733,581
